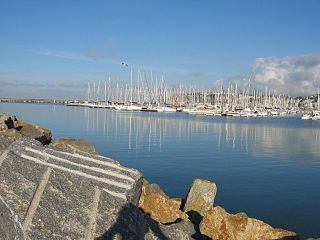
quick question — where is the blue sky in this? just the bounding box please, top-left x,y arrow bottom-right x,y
1,0 -> 320,98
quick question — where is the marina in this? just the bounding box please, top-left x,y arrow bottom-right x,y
1,102 -> 319,238
1,1 -> 320,238
63,77 -> 320,119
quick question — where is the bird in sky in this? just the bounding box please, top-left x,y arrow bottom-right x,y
121,62 -> 128,67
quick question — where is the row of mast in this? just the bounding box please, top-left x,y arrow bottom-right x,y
84,70 -> 307,110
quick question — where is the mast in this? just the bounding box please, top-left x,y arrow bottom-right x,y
97,81 -> 100,103
318,88 -> 320,111
130,68 -> 133,104
108,76 -> 111,103
104,80 -> 107,103
87,82 -> 90,102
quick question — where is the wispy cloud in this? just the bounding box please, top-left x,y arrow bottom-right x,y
27,48 -> 124,66
0,79 -> 86,89
0,69 -> 32,75
251,53 -> 320,95
28,49 -> 91,62
26,48 -> 221,86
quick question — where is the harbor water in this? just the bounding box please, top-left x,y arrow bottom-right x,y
1,102 -> 320,238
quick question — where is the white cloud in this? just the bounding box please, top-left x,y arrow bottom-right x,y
28,49 -> 91,62
252,53 -> 320,95
28,48 -> 122,66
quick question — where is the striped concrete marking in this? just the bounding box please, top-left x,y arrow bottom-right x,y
22,168 -> 52,232
102,188 -> 127,200
84,186 -> 101,240
20,153 -> 131,190
0,149 -> 9,167
25,147 -> 135,182
46,147 -> 137,174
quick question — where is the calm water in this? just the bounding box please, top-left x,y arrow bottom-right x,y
1,103 -> 320,238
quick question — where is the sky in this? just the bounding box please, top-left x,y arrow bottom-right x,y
1,0 -> 320,99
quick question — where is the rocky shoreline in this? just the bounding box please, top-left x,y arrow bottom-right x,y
0,112 -> 317,240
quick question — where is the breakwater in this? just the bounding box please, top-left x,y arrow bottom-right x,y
0,98 -> 76,104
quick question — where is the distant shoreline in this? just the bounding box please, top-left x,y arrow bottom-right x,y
0,98 -> 77,104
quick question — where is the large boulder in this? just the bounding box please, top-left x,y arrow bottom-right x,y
0,129 -> 22,155
0,112 -> 16,130
0,137 -> 143,239
200,206 -> 299,240
0,137 -> 196,239
51,137 -> 98,154
0,196 -> 25,240
138,179 -> 188,224
146,218 -> 195,240
14,120 -> 52,145
183,179 -> 217,223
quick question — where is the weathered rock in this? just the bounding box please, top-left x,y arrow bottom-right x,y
183,178 -> 217,223
14,120 -> 52,144
235,211 -> 248,217
0,137 -> 196,239
138,179 -> 188,224
0,137 -> 143,239
0,112 -> 16,130
200,206 -> 299,240
96,204 -> 196,240
146,218 -> 195,240
0,196 -> 25,240
51,137 -> 98,154
0,128 -> 22,155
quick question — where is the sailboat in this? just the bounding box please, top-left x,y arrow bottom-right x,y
311,111 -> 320,120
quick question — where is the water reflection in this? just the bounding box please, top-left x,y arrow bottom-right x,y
84,108 -> 320,164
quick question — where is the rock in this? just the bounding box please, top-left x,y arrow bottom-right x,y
0,112 -> 16,130
146,218 -> 196,240
0,137 -> 195,239
200,206 -> 299,240
96,202 -> 148,240
14,120 -> 52,144
51,137 -> 98,154
0,196 -> 25,240
0,137 -> 143,239
183,178 -> 217,224
0,128 -> 22,155
138,179 -> 188,224
235,212 -> 248,217
97,204 -> 196,240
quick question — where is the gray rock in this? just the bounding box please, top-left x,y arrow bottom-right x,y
183,178 -> 217,224
0,137 -> 143,239
96,203 -> 196,240
0,129 -> 22,155
0,137 -> 197,239
155,219 -> 195,240
0,196 -> 25,240
0,112 -> 16,130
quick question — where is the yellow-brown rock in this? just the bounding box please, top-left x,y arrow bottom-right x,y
14,120 -> 52,144
52,137 -> 98,154
200,206 -> 299,240
184,179 -> 217,223
138,180 -> 188,224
